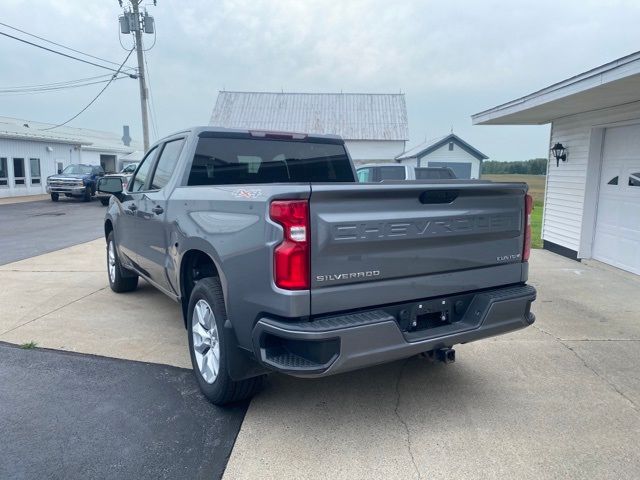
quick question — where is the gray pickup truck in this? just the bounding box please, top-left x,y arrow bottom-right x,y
98,127 -> 536,405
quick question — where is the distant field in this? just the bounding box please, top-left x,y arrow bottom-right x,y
481,174 -> 546,203
482,174 -> 546,249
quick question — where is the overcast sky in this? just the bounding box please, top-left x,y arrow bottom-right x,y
2,0 -> 640,161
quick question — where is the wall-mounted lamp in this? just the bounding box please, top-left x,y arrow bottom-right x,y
551,142 -> 567,167
46,146 -> 53,153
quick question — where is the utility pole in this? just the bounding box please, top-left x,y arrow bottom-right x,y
119,1 -> 156,152
131,0 -> 149,151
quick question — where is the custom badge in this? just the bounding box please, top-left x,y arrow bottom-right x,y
232,188 -> 262,199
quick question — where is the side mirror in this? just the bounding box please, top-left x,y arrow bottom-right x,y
97,177 -> 123,195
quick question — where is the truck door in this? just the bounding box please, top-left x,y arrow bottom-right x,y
131,138 -> 185,294
117,146 -> 159,272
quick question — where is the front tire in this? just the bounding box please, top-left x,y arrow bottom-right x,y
83,186 -> 91,202
188,277 -> 264,405
50,193 -> 59,202
107,232 -> 138,293
100,198 -> 110,206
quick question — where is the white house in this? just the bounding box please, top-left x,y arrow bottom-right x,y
473,50 -> 640,276
0,117 -> 141,199
209,91 -> 408,163
395,133 -> 488,179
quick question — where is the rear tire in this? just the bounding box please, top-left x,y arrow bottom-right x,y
188,277 -> 264,405
83,187 -> 91,202
100,198 -> 110,206
50,193 -> 59,202
107,232 -> 138,293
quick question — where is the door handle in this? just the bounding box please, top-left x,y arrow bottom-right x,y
152,205 -> 164,215
127,204 -> 137,212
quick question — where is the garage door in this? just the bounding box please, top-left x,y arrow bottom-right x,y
592,124 -> 640,275
427,161 -> 472,179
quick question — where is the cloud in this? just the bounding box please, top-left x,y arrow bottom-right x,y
1,0 -> 639,160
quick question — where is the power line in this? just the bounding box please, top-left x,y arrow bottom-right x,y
40,48 -> 135,131
0,21 -> 135,71
0,73 -> 115,90
0,30 -> 136,75
0,76 -> 129,96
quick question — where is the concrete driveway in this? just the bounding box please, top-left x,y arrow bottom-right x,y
1,240 -> 639,479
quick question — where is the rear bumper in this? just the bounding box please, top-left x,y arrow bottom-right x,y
252,284 -> 536,377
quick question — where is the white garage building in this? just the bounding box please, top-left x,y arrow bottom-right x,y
473,51 -> 640,275
395,133 -> 487,179
0,117 -> 140,199
209,91 -> 408,164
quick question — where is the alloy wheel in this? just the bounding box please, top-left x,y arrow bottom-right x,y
192,299 -> 220,384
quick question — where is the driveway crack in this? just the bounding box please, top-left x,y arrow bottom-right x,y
533,325 -> 638,412
394,358 -> 422,480
0,287 -> 107,336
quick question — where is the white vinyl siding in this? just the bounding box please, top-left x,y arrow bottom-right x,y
417,143 -> 481,179
0,139 -> 81,198
544,101 -> 640,253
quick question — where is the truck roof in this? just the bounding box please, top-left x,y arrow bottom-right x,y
157,126 -> 344,145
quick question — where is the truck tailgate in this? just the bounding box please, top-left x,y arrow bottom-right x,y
309,182 -> 528,315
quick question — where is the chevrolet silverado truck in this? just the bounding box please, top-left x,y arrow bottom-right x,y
98,127 -> 536,405
46,163 -> 105,202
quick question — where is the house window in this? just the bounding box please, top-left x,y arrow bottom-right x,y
57,162 -> 64,174
0,157 -> 7,186
448,142 -> 454,151
13,158 -> 25,186
30,158 -> 41,184
629,173 -> 640,187
607,176 -> 619,185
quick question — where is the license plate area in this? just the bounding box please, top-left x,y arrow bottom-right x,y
395,293 -> 475,334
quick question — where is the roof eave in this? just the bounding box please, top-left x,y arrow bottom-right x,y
472,49 -> 640,125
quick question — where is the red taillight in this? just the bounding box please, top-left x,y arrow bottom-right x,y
270,200 -> 310,290
523,194 -> 533,262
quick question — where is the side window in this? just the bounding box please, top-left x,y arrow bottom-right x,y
0,157 -> 8,186
29,158 -> 41,184
129,147 -> 158,192
150,139 -> 185,190
357,168 -> 371,182
379,166 -> 406,180
13,158 -> 25,185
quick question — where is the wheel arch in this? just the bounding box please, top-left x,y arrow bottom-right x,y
104,218 -> 114,241
178,244 -> 226,328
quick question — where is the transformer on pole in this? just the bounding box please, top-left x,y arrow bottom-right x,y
118,1 -> 155,151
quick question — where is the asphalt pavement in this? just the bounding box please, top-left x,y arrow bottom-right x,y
0,200 -> 249,480
0,198 -> 105,265
0,343 -> 247,480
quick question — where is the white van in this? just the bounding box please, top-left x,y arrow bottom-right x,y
356,163 -> 456,182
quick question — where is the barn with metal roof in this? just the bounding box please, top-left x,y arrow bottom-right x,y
209,91 -> 409,164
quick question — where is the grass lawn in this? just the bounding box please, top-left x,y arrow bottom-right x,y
482,174 -> 545,249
